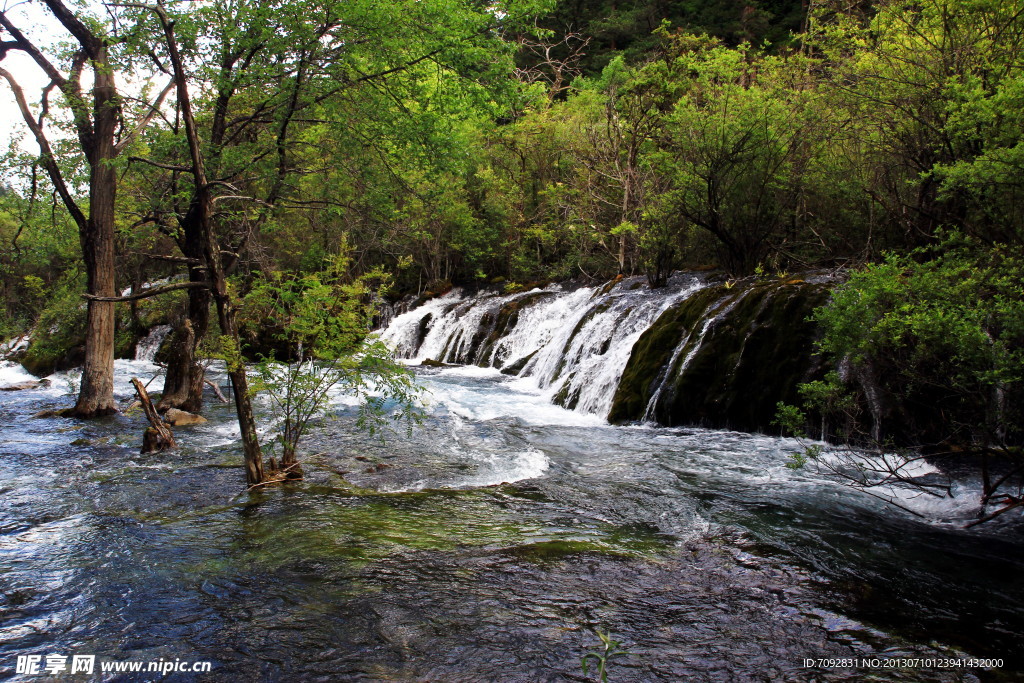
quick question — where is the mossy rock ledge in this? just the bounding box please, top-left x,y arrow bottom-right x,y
608,279 -> 830,433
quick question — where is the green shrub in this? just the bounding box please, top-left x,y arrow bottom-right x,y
21,274 -> 88,376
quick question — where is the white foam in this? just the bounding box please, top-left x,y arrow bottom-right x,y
421,372 -> 605,428
435,365 -> 504,379
0,361 -> 36,386
459,447 -> 550,488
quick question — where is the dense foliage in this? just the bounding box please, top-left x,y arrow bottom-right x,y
2,0 -> 1023,455
795,235 -> 1023,446
5,0 -> 1024,297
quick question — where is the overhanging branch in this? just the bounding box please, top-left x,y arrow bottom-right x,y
128,155 -> 193,173
82,280 -> 210,302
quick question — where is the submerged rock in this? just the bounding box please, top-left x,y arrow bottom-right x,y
162,408 -> 208,426
32,408 -> 75,418
1,379 -> 51,391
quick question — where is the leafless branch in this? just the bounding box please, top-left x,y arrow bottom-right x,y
82,280 -> 211,302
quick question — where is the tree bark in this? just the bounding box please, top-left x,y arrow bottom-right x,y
72,49 -> 119,417
157,316 -> 206,413
132,377 -> 175,452
158,211 -> 212,414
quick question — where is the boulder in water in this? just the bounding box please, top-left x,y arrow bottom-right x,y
163,408 -> 208,426
1,378 -> 51,391
32,408 -> 75,418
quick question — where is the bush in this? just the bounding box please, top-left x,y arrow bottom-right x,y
21,274 -> 88,376
778,234 -> 1024,524
242,256 -> 421,472
810,234 -> 1023,448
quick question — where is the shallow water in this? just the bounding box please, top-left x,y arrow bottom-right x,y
0,360 -> 1021,681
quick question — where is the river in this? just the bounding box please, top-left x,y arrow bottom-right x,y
0,353 -> 1021,681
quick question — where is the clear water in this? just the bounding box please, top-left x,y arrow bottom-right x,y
0,359 -> 1021,680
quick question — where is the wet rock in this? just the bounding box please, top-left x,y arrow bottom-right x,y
420,358 -> 452,368
22,343 -> 85,377
476,292 -> 552,364
1,379 -> 50,391
499,349 -> 537,376
412,313 -> 433,355
71,437 -> 109,447
32,408 -> 74,418
162,408 -> 208,426
610,279 -> 829,433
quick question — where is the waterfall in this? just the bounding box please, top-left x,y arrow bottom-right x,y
380,275 -> 710,418
516,279 -> 705,415
378,274 -> 830,429
135,324 -> 173,361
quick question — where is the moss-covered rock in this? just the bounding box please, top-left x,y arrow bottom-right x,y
21,343 -> 84,377
609,280 -> 829,433
608,286 -> 731,423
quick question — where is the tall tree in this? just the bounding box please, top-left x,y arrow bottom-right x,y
0,1 -> 171,416
130,0 -> 554,413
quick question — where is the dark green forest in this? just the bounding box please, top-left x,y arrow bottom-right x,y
1,0 -> 1021,489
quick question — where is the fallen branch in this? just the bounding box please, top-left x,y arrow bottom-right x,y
245,461 -> 303,490
83,280 -> 211,302
205,378 -> 229,403
131,377 -> 175,452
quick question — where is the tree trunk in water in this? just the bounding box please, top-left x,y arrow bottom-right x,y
222,314 -> 265,486
157,290 -> 210,414
160,206 -> 213,413
132,377 -> 176,453
157,318 -> 206,413
73,63 -> 119,418
279,418 -> 304,479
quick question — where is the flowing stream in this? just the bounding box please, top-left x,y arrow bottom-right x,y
0,322 -> 1022,679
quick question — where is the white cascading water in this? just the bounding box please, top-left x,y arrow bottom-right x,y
134,324 -> 173,361
378,275 -> 709,419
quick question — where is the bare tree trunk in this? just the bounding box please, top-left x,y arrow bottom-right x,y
160,198 -> 214,412
157,316 -> 207,413
146,3 -> 265,484
132,377 -> 175,452
216,294 -> 265,485
73,57 -> 119,417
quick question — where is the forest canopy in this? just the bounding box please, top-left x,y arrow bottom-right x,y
5,0 -> 1022,308
1,0 -> 1022,467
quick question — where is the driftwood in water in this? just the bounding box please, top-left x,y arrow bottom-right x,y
131,377 -> 176,453
204,378 -> 229,403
